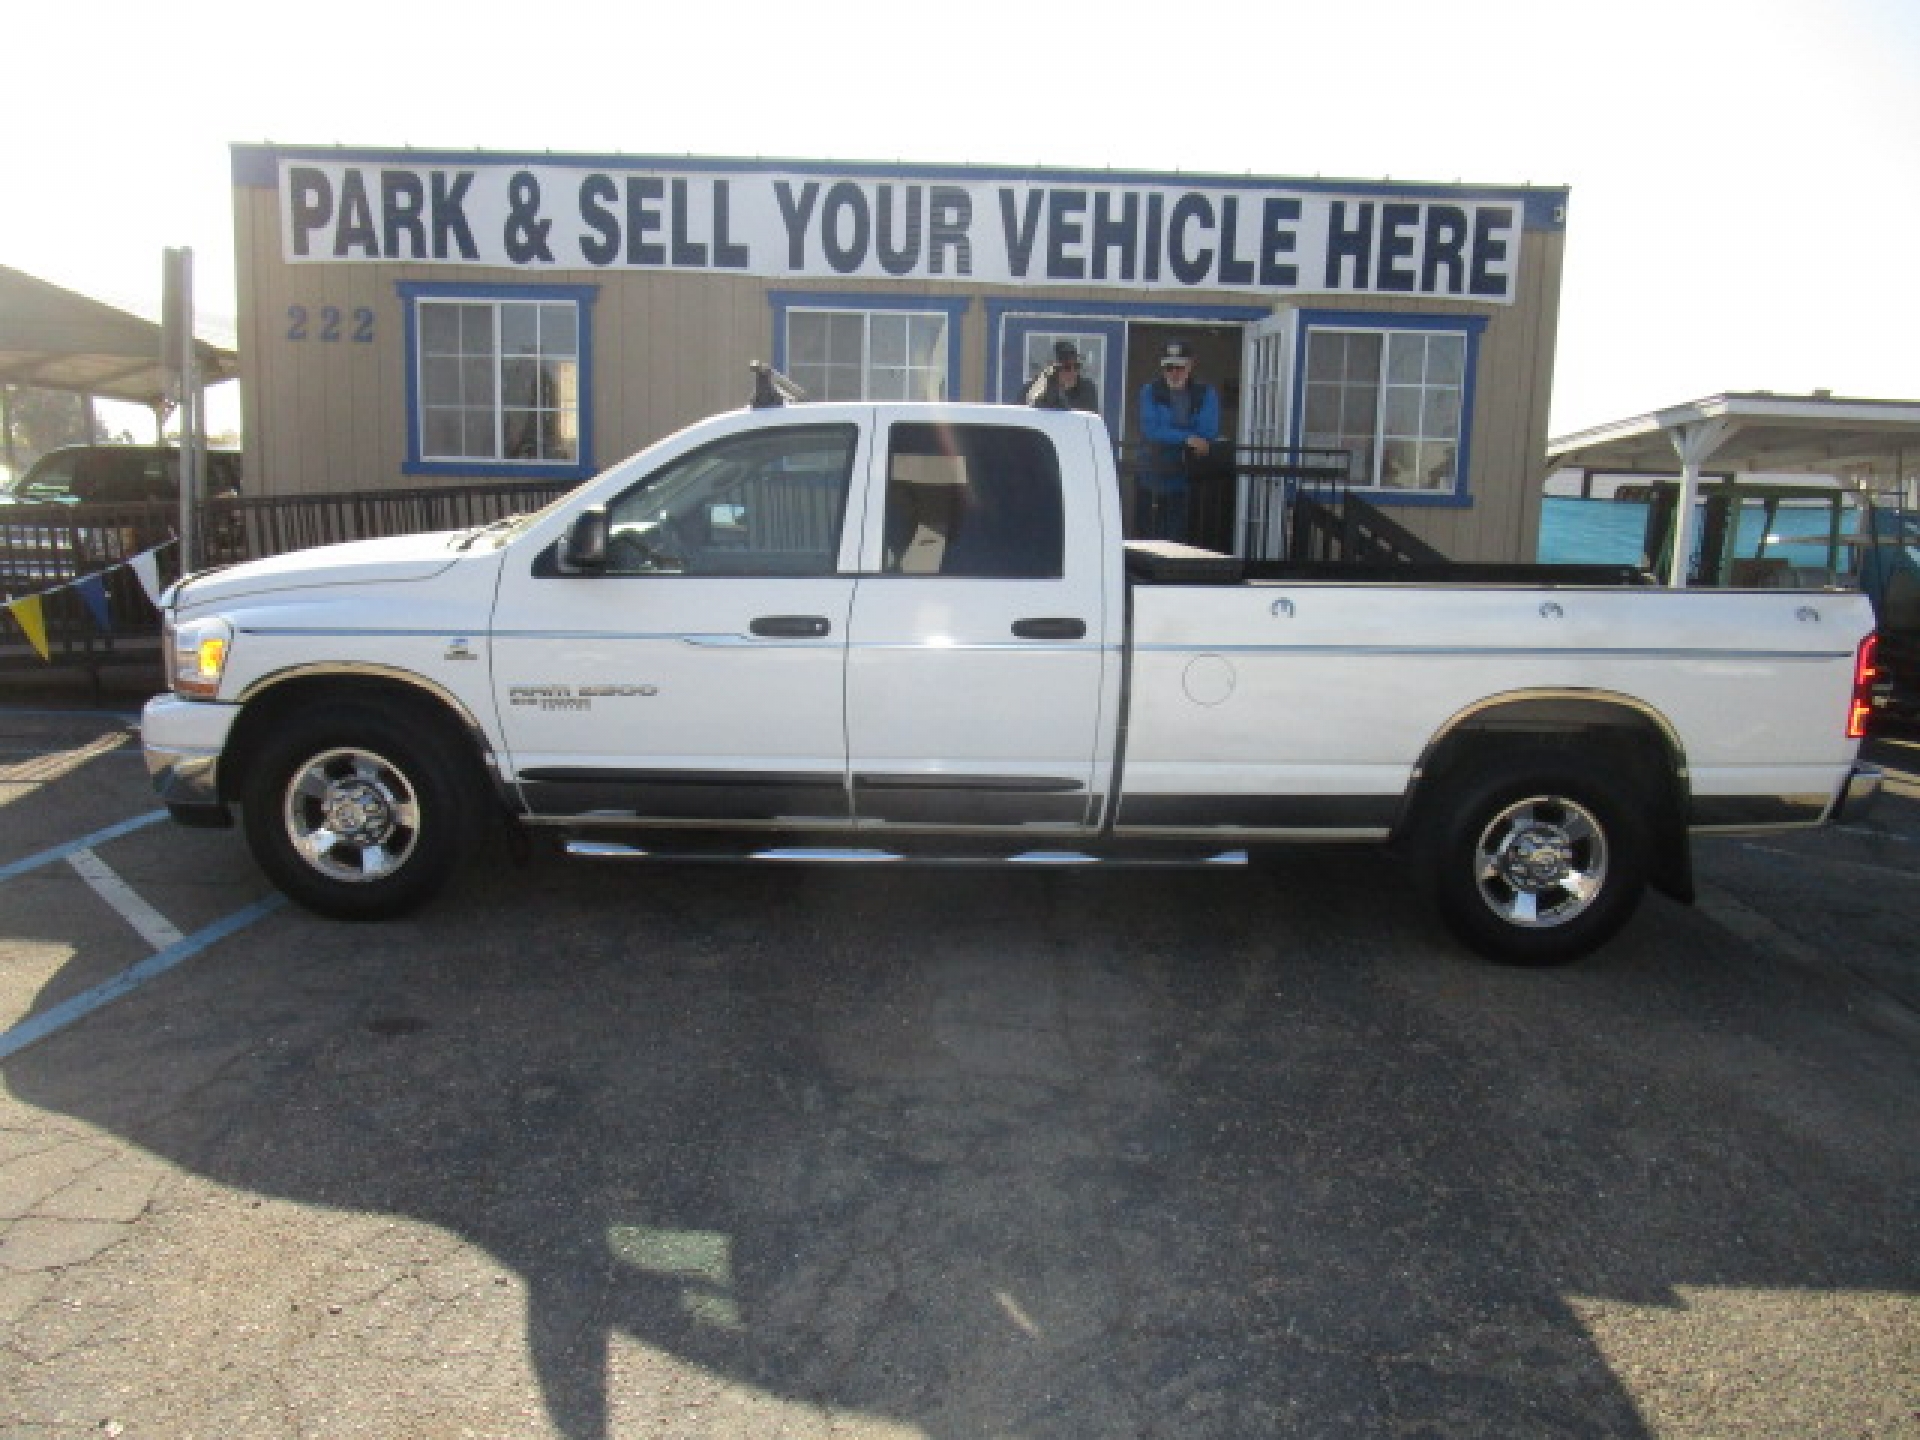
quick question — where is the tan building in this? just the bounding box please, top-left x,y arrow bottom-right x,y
231,144 -> 1568,561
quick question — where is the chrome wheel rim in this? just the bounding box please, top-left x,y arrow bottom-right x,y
283,746 -> 421,883
1473,794 -> 1608,928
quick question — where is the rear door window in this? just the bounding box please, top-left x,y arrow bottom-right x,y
73,450 -> 174,503
881,423 -> 1065,579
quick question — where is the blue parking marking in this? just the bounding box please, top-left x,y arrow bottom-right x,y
0,811 -> 170,882
0,810 -> 287,1061
0,895 -> 285,1062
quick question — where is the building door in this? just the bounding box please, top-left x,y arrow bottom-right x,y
998,316 -> 1126,442
1240,310 -> 1294,450
1238,310 -> 1296,556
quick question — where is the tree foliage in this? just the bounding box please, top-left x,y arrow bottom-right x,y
1,385 -> 104,475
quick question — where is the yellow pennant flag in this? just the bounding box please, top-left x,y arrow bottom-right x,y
7,594 -> 50,661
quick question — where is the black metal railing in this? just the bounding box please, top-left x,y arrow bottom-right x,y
1115,442 -> 1353,557
1286,489 -> 1449,566
1,503 -> 196,673
0,482 -> 576,681
222,481 -> 575,564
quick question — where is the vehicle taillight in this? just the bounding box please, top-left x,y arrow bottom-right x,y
1848,633 -> 1879,740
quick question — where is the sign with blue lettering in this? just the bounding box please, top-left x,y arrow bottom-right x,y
278,160 -> 1532,303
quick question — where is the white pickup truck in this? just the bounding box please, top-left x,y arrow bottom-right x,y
141,398 -> 1882,964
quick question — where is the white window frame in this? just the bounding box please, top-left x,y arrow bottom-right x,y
770,292 -> 969,403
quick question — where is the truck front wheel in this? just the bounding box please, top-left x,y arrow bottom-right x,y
1424,753 -> 1651,966
241,700 -> 473,919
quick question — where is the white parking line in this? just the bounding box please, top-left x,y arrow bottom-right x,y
66,848 -> 186,950
0,810 -> 287,1062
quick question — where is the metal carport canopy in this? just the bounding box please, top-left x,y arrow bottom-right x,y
0,263 -> 237,408
1546,392 -> 1920,586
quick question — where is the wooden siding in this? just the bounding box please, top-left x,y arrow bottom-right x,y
235,178 -> 1565,563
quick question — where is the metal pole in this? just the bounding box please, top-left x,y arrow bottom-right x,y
165,248 -> 201,573
1667,457 -> 1702,588
1665,419 -> 1736,587
182,252 -> 201,572
1,385 -> 15,481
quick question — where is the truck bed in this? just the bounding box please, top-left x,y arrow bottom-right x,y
1122,541 -> 1656,588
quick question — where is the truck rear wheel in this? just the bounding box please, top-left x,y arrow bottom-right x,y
240,699 -> 473,919
1424,752 -> 1651,965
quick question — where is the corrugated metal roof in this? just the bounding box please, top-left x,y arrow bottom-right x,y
1549,392 -> 1920,478
0,265 -> 237,408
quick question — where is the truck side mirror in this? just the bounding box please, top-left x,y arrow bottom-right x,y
558,506 -> 609,573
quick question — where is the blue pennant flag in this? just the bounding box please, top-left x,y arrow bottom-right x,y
73,573 -> 113,634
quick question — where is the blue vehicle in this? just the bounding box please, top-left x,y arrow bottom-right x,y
1855,504 -> 1920,720
0,446 -> 244,601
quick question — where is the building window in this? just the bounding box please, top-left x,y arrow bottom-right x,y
787,309 -> 946,401
769,293 -> 970,404
400,283 -> 595,478
1019,331 -> 1107,395
1298,316 -> 1482,499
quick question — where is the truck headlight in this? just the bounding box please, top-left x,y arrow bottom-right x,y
168,616 -> 234,698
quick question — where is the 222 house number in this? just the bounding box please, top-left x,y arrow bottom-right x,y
286,305 -> 374,343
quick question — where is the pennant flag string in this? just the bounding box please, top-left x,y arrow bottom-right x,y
130,550 -> 165,608
3,539 -> 177,662
73,573 -> 114,634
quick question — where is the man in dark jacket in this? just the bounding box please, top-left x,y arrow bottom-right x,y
1025,340 -> 1099,413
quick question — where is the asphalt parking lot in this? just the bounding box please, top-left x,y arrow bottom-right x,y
1,684 -> 1915,1439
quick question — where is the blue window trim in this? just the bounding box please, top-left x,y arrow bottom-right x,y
398,281 -> 598,480
768,291 -> 970,400
1289,309 -> 1488,509
982,298 -> 1268,405
994,315 -> 1130,441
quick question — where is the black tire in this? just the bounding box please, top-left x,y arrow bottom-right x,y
1422,751 -> 1651,966
240,699 -> 475,920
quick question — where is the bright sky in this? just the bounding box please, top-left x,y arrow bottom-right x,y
8,0 -> 1917,439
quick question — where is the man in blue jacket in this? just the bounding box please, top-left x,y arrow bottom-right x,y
1135,339 -> 1220,542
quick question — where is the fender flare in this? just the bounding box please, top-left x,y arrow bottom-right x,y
224,663 -> 512,808
1402,688 -> 1695,904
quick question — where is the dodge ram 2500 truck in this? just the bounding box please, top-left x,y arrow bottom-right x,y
141,400 -> 1883,964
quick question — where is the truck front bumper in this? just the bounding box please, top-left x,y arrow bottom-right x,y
141,692 -> 240,824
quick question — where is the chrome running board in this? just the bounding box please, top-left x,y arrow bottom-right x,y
564,840 -> 1250,868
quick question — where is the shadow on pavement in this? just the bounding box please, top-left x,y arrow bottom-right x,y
2,695 -> 1917,1433
5,812 -> 1918,1436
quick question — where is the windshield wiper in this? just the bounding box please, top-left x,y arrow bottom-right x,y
453,515 -> 524,551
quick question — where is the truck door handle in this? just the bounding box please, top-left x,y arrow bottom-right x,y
750,615 -> 832,638
1011,617 -> 1087,640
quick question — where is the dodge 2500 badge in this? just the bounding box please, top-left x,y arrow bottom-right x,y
141,397 -> 1882,964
